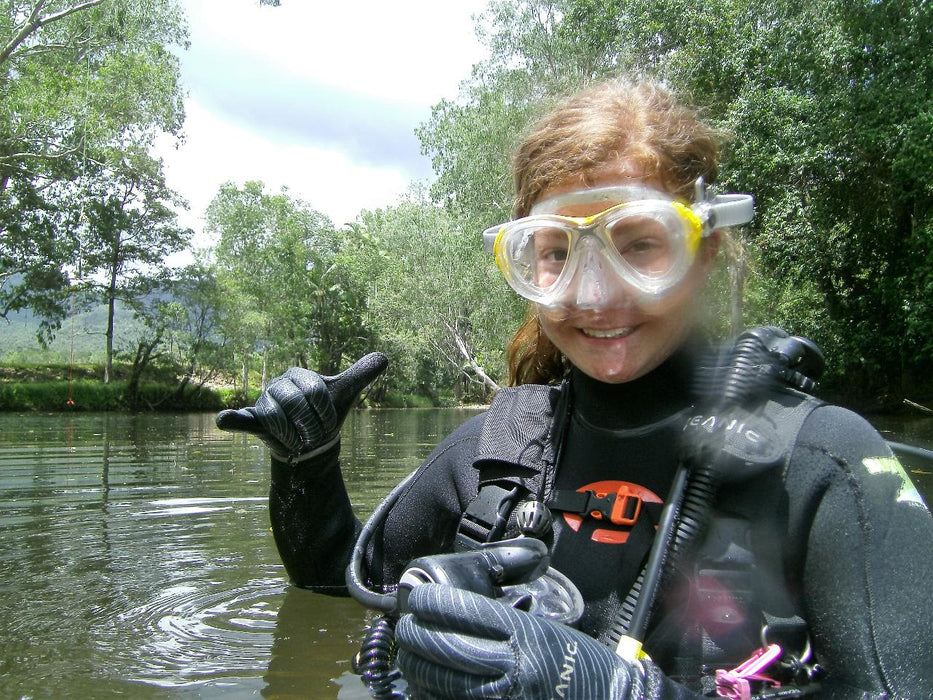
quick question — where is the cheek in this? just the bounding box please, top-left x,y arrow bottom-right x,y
644,261 -> 711,319
537,313 -> 561,344
537,312 -> 577,359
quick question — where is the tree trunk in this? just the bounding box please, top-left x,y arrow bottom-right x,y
173,374 -> 191,402
445,320 -> 500,395
104,270 -> 117,383
127,334 -> 162,408
261,348 -> 268,390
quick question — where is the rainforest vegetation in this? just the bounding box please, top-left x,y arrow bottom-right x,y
2,0 -> 931,410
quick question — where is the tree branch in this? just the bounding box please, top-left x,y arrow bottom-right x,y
443,319 -> 500,394
1,0 -> 105,67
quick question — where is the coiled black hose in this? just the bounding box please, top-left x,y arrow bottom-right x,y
677,327 -> 819,562
669,463 -> 719,556
353,615 -> 405,700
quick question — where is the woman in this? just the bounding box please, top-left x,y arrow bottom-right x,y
217,81 -> 932,698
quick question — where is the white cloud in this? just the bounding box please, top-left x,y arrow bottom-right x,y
185,0 -> 486,106
158,0 -> 489,256
161,98 -> 411,234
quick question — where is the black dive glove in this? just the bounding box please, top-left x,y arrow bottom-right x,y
215,353 -> 388,464
396,583 -> 645,699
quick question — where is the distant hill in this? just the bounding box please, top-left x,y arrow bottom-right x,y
0,302 -> 145,364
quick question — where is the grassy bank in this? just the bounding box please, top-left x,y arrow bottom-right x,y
0,364 -> 258,412
0,361 -> 483,412
0,379 -> 252,412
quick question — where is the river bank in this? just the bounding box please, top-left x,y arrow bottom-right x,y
0,365 -> 472,412
3,363 -> 932,415
0,364 -> 248,412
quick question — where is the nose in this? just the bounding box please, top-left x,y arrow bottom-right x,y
568,237 -> 630,310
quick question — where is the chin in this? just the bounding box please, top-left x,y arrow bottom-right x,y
581,352 -> 666,384
582,364 -> 640,384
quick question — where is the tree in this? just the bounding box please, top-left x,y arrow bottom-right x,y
418,0 -> 933,402
206,182 -> 370,389
642,0 -> 933,400
361,186 -> 520,400
121,261 -> 231,407
0,0 -> 188,338
79,145 -> 191,382
163,263 -> 231,401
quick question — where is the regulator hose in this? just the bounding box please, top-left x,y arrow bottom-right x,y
353,615 -> 405,700
346,469 -> 423,613
609,327 -> 824,659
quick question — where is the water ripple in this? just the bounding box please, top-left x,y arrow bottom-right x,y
0,410 -> 480,698
124,576 -> 285,687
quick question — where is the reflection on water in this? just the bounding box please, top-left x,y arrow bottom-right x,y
0,408 -> 930,698
0,410 -> 480,699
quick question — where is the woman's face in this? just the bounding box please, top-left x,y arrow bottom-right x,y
535,166 -> 718,384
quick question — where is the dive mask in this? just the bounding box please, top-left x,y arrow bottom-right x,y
483,180 -> 754,308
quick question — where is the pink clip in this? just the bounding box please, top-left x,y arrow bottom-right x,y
715,644 -> 782,700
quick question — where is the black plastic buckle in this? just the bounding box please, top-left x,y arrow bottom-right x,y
584,485 -> 642,526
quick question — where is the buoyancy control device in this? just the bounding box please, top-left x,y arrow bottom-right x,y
346,327 -> 828,699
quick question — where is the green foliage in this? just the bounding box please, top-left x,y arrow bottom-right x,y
0,0 -> 189,339
0,378 -> 232,412
417,73 -> 538,225
150,263 -> 234,388
416,0 -> 933,403
206,182 -> 372,384
357,185 -> 520,400
382,392 -> 438,409
698,0 -> 933,400
217,387 -> 262,410
76,144 -> 192,380
6,0 -> 932,407
200,182 -> 518,403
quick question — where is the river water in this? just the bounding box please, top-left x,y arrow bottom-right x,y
1,408 -> 931,698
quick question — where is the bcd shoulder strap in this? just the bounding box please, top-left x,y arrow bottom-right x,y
662,387 -> 825,687
455,382 -> 565,550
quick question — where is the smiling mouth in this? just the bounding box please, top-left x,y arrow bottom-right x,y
580,327 -> 634,339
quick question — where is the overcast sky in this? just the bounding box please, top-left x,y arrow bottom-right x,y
158,0 -> 490,250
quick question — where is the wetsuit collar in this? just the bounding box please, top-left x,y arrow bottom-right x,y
570,335 -> 707,429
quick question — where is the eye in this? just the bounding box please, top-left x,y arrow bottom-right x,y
531,228 -> 569,287
608,217 -> 673,273
539,246 -> 568,263
621,236 -> 666,256
533,229 -> 570,263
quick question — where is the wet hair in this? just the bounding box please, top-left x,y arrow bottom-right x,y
506,79 -> 723,386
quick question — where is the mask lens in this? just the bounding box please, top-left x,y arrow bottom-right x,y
504,224 -> 572,292
605,207 -> 682,278
531,227 -> 570,289
493,198 -> 698,304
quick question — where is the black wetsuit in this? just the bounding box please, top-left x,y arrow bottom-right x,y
269,345 -> 933,698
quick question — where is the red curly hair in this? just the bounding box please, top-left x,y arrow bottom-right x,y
505,80 -> 723,386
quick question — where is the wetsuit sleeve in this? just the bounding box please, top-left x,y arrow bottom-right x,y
783,405 -> 933,698
268,413 -> 485,594
365,415 -> 485,588
269,445 -> 362,592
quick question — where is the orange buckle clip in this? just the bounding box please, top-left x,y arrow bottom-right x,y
610,485 -> 641,526
587,485 -> 642,526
